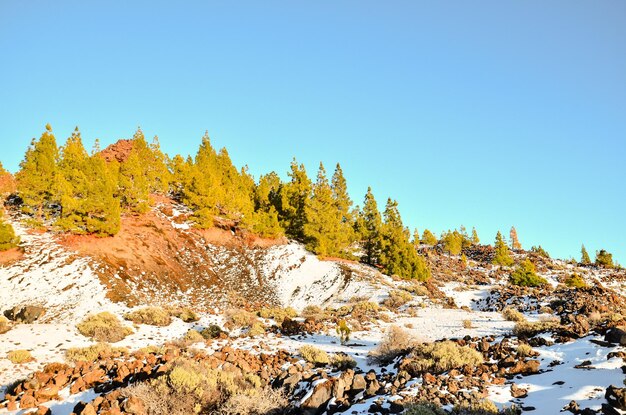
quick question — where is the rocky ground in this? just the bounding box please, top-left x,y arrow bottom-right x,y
1,204 -> 626,415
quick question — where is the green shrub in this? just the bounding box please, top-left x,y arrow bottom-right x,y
401,341 -> 483,375
299,345 -> 330,366
200,324 -> 227,339
383,290 -> 413,309
509,259 -> 547,287
530,245 -> 550,258
77,312 -> 133,342
7,349 -> 33,364
564,273 -> 587,289
336,319 -> 351,345
65,343 -> 127,362
502,307 -> 526,322
124,307 -> 172,326
595,249 -> 614,268
0,220 -> 19,251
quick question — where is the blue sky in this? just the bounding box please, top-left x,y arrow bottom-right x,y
1,1 -> 625,263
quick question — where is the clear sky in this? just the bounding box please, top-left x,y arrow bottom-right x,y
1,1 -> 625,264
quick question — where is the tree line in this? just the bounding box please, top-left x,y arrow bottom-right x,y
0,124 -> 617,272
2,125 -> 433,279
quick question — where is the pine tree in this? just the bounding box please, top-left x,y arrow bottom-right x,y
169,154 -> 194,202
580,244 -> 591,265
379,198 -> 430,280
421,229 -> 438,246
0,161 -> 16,195
16,124 -> 59,219
278,159 -> 311,240
56,128 -> 91,232
304,163 -> 341,256
331,163 -> 355,251
510,226 -> 521,250
56,128 -> 121,235
471,227 -> 480,244
493,231 -> 514,266
118,149 -> 150,213
441,229 -> 464,255
361,187 -> 383,266
83,154 -> 121,235
412,228 -> 420,250
595,249 -> 614,268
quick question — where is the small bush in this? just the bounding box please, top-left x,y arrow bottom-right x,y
183,329 -> 205,344
404,282 -> 430,297
299,345 -> 330,366
247,322 -> 266,337
463,319 -> 473,329
257,307 -> 298,324
225,309 -> 258,329
331,353 -> 357,370
509,259 -> 548,287
77,312 -> 133,342
453,399 -> 500,414
336,319 -> 351,345
383,290 -> 413,310
0,220 -> 20,251
170,307 -> 200,322
512,320 -> 558,338
530,245 -> 550,258
0,315 -> 11,334
301,305 -> 322,317
66,343 -> 127,363
369,326 -> 419,365
516,343 -> 534,357
124,307 -> 172,326
564,273 -> 587,289
401,341 -> 483,375
219,387 -> 289,415
7,349 -> 33,364
502,307 -> 526,322
404,402 -> 446,415
201,324 -> 227,339
350,301 -> 380,321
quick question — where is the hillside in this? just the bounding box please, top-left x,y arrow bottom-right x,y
1,201 -> 626,415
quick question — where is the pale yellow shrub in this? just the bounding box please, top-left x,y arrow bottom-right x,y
7,349 -> 33,364
299,345 -> 330,365
76,312 -> 133,342
124,307 -> 172,326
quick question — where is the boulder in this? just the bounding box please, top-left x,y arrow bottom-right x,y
606,385 -> 626,410
301,380 -> 333,415
4,305 -> 46,323
605,327 -> 626,346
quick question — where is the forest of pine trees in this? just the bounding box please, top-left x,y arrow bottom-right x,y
2,125 -> 617,272
2,125 -> 435,279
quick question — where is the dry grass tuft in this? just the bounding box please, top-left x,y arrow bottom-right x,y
502,307 -> 526,322
219,387 -> 289,415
